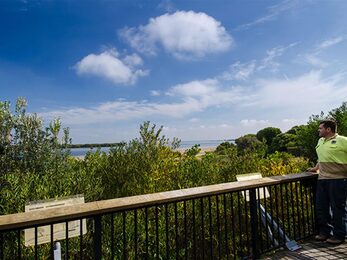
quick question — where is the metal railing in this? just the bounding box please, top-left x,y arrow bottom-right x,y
0,172 -> 317,259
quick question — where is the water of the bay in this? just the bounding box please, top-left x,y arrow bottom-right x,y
70,140 -> 233,157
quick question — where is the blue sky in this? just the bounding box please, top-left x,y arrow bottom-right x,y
1,0 -> 347,144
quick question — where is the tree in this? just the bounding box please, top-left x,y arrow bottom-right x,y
256,127 -> 282,146
215,141 -> 236,154
235,134 -> 266,155
0,98 -> 71,176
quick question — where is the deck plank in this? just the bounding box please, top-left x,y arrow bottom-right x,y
262,239 -> 347,259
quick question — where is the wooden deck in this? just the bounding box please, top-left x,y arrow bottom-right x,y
262,238 -> 347,259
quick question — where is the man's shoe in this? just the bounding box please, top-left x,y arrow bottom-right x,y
326,237 -> 344,245
315,234 -> 329,241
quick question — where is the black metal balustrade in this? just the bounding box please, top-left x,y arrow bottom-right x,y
0,172 -> 317,259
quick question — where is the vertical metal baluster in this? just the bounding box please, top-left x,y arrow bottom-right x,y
285,184 -> 291,239
145,207 -> 149,260
223,194 -> 229,260
183,201 -> 187,259
269,186 -> 275,248
165,204 -> 169,259
134,209 -> 138,260
80,219 -> 83,260
17,230 -> 21,259
123,212 -> 126,260
216,195 -> 221,259
66,221 -> 69,259
263,187 -> 269,249
237,192 -> 242,258
35,226 -> 38,260
200,198 -> 205,260
155,206 -> 159,260
175,202 -> 178,260
50,224 -> 54,259
295,182 -> 301,238
94,216 -> 102,260
304,181 -> 312,235
257,188 -> 263,253
274,185 -> 280,245
249,188 -> 259,259
230,193 -> 236,260
111,214 -> 115,259
309,180 -> 316,233
290,182 -> 296,239
244,190 -> 250,257
192,200 -> 196,259
208,196 -> 213,259
299,183 -> 305,237
0,232 -> 3,260
280,184 -> 286,243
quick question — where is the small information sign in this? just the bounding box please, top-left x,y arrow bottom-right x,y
24,195 -> 87,247
236,172 -> 270,201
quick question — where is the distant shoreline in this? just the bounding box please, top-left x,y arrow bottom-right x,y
72,146 -> 217,159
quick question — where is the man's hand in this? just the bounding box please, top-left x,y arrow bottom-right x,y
307,167 -> 317,172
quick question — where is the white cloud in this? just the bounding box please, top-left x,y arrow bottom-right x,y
221,61 -> 256,81
40,78 -> 249,125
303,36 -> 345,68
150,90 -> 161,96
318,36 -> 344,50
75,50 -> 148,85
258,43 -> 298,71
240,119 -> 269,127
120,11 -> 233,59
157,0 -> 176,12
248,71 -> 347,115
304,54 -> 328,68
123,53 -> 143,67
168,79 -> 218,97
237,0 -> 298,30
189,118 -> 200,123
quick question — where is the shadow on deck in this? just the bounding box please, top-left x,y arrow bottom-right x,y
262,238 -> 347,259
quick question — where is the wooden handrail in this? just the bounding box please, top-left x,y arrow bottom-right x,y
0,172 -> 317,232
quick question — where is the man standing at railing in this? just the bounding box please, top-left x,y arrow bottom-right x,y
307,119 -> 347,245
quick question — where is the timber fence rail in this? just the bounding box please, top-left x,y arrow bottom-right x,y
0,172 -> 318,259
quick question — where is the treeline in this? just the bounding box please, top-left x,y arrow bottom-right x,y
66,142 -> 125,149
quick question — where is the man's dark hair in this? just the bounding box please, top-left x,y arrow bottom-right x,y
320,119 -> 337,133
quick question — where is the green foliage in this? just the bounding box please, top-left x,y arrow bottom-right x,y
256,127 -> 282,145
270,133 -> 297,153
328,101 -> 347,136
1,99 -> 316,259
235,134 -> 266,156
215,141 -> 236,154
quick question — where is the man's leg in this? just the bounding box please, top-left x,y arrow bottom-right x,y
330,179 -> 347,240
316,180 -> 332,236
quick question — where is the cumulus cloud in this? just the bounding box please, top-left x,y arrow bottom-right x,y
120,10 -> 233,59
75,50 -> 148,85
167,79 -> 219,97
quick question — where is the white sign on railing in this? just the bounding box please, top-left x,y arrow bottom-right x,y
236,173 -> 270,201
24,195 -> 87,247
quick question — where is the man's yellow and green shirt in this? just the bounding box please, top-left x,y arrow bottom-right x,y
316,134 -> 347,179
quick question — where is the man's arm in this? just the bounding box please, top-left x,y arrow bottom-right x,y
307,163 -> 319,172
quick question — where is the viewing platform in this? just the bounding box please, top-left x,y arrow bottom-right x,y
0,171 -> 336,259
